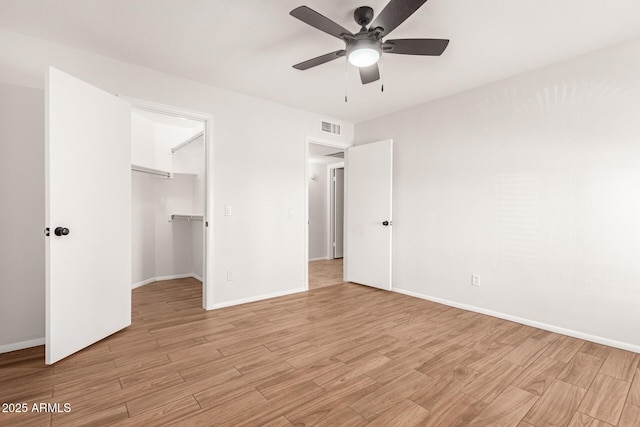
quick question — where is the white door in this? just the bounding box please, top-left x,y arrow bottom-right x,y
332,168 -> 344,258
46,67 -> 131,364
345,140 -> 393,290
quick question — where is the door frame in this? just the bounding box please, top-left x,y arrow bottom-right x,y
304,136 -> 351,290
328,162 -> 344,259
124,97 -> 214,309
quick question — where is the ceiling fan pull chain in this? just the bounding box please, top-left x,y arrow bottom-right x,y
380,56 -> 385,93
344,57 -> 349,103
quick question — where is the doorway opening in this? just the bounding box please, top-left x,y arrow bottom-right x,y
306,140 -> 347,290
130,106 -> 209,307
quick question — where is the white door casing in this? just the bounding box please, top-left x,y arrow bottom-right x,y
46,67 -> 131,364
345,140 -> 393,290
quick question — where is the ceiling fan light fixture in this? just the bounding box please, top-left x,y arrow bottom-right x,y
346,40 -> 381,68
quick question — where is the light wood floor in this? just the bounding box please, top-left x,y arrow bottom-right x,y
1,278 -> 639,426
309,258 -> 344,289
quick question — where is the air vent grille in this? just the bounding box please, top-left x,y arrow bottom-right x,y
321,121 -> 341,135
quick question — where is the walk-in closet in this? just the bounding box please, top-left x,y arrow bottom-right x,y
130,109 -> 206,293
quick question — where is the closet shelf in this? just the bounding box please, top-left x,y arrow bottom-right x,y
131,164 -> 171,178
171,131 -> 204,154
170,214 -> 203,222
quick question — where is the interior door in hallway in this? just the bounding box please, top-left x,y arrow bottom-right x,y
345,139 -> 393,290
46,67 -> 131,364
332,167 -> 344,258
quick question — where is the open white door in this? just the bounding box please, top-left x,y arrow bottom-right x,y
46,67 -> 131,364
345,139 -> 393,290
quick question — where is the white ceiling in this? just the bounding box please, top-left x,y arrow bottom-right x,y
1,0 -> 639,123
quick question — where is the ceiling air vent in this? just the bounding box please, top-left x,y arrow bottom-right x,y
321,121 -> 341,135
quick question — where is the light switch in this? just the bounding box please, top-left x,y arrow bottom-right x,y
225,205 -> 232,216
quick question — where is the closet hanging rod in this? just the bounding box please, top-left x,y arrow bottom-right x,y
170,214 -> 203,222
171,131 -> 204,154
131,164 -> 171,178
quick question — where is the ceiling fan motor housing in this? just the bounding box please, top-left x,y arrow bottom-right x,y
354,6 -> 374,27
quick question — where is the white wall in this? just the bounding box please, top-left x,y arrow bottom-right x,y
356,38 -> 640,351
0,82 -> 45,352
154,174 -> 196,279
131,172 -> 156,284
0,28 -> 353,349
308,162 -> 328,260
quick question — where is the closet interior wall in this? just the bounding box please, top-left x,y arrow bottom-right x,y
131,110 -> 204,288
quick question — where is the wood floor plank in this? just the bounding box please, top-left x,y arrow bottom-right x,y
366,399 -> 430,426
468,385 -> 538,426
598,348 -> 639,382
0,411 -> 51,427
349,370 -> 432,420
115,396 -> 201,427
523,380 -> 587,427
312,352 -> 391,387
543,335 -> 585,363
503,337 -> 550,368
580,342 -> 612,360
618,404 -> 640,427
126,367 -> 242,416
577,373 -> 630,425
558,352 -> 604,389
462,360 -> 525,403
567,412 -> 614,427
313,407 -> 367,427
193,361 -> 294,410
411,365 -> 480,413
284,376 -> 380,425
174,389 -> 267,426
628,368 -> 640,407
0,273 -> 637,427
216,381 -> 325,427
364,348 -> 434,385
420,392 -> 486,426
511,355 -> 565,396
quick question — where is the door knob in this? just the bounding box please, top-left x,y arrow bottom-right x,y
382,221 -> 391,226
54,227 -> 70,236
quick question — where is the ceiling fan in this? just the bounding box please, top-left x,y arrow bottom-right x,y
290,0 -> 449,85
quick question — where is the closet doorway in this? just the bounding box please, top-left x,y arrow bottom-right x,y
130,106 -> 209,307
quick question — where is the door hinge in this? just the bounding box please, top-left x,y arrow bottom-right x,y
44,227 -> 50,237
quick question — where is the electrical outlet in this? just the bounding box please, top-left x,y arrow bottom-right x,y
227,271 -> 234,281
471,274 -> 480,287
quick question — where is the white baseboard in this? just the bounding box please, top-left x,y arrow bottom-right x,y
155,273 -> 194,282
207,287 -> 307,310
393,287 -> 640,354
308,257 -> 330,262
132,277 -> 157,289
132,273 -> 202,289
0,337 -> 45,354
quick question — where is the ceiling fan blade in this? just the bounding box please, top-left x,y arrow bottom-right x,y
370,0 -> 429,37
383,38 -> 449,55
290,6 -> 354,40
359,64 -> 380,84
293,50 -> 346,70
